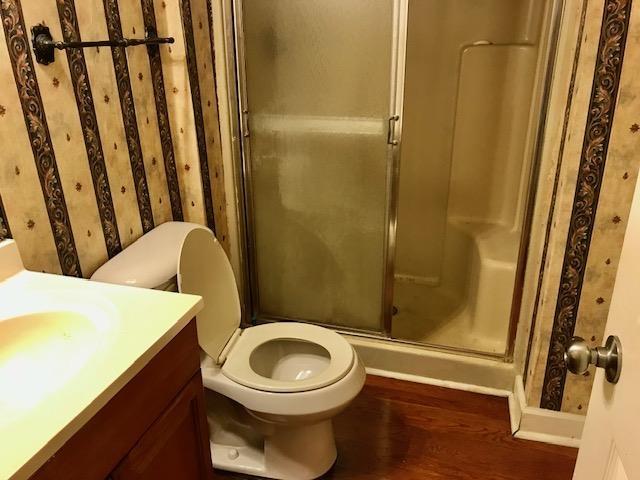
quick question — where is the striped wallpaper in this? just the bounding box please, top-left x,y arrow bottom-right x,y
0,0 -> 229,277
525,0 -> 640,414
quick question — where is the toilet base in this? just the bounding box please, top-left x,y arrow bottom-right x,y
211,420 -> 337,480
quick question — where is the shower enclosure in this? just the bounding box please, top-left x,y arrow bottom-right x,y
232,0 -> 560,359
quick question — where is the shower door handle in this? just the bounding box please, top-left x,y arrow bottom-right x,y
241,109 -> 250,138
387,115 -> 399,145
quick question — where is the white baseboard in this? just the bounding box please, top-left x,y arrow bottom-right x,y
510,375 -> 583,448
351,333 -> 583,450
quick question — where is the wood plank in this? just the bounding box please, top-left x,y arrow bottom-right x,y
111,373 -> 213,480
217,375 -> 577,480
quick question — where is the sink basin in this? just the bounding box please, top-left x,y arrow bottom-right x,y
0,311 -> 95,359
0,311 -> 105,424
0,239 -> 204,480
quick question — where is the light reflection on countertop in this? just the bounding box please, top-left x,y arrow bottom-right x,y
0,240 -> 203,479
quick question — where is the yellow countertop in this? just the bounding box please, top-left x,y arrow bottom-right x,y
0,240 -> 204,479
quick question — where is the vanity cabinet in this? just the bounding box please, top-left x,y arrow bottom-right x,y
110,373 -> 210,479
30,320 -> 214,480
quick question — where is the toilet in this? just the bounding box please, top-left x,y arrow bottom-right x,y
91,222 -> 366,479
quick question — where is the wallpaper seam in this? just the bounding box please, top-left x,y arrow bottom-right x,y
541,0 -> 634,410
1,0 -> 82,276
56,0 -> 123,258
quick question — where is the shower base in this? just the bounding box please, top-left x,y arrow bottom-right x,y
391,221 -> 519,355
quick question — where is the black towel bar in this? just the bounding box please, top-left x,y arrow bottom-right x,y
31,24 -> 174,65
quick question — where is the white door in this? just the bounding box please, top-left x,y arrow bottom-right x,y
572,176 -> 640,480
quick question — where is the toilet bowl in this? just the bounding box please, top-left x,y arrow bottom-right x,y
91,222 -> 366,480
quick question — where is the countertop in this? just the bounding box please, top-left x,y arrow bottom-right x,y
0,240 -> 204,479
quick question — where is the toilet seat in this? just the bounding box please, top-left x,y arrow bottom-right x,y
174,225 -> 353,393
89,221 -> 367,480
177,226 -> 241,361
222,323 -> 354,393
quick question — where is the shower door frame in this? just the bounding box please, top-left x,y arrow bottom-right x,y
230,0 -> 408,337
224,0 -> 566,361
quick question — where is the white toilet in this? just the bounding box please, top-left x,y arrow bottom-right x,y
91,222 -> 366,479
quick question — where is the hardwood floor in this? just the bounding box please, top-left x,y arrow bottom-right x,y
215,375 -> 578,480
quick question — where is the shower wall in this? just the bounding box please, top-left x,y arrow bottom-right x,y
218,0 -> 640,419
393,0 -> 549,353
396,0 -> 545,283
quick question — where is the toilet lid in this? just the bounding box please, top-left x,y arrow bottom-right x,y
178,227 -> 240,361
222,323 -> 354,393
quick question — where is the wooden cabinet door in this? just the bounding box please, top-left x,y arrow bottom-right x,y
111,373 -> 214,480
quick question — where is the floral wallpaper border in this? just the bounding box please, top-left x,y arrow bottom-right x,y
57,0 -> 123,258
1,0 -> 82,276
0,0 -> 228,276
180,0 -> 216,232
104,0 -> 155,234
141,0 -> 184,222
0,192 -> 10,240
541,0 -> 634,411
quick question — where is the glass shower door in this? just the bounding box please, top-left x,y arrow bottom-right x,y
238,0 -> 397,331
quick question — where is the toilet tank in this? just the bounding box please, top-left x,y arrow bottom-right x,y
91,222 -> 207,290
92,221 -> 242,361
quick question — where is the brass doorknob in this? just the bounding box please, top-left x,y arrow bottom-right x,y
564,335 -> 622,384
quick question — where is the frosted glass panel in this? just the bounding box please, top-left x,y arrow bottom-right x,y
243,0 -> 394,330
